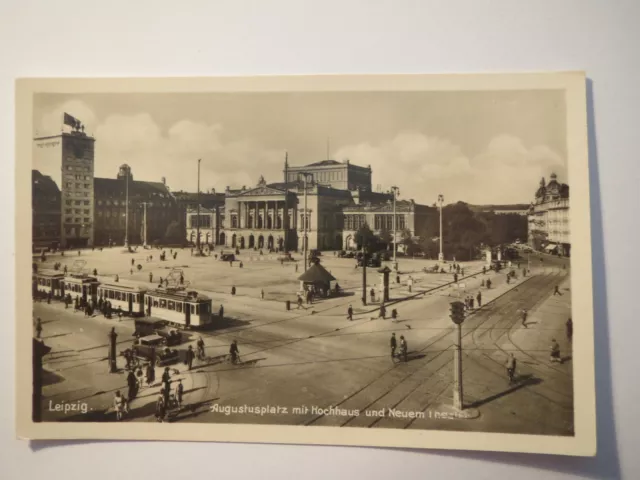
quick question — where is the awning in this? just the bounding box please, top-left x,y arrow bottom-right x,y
544,244 -> 558,251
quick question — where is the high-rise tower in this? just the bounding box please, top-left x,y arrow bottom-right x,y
33,114 -> 95,248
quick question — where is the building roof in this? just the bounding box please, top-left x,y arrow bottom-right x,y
469,204 -> 530,212
94,177 -> 173,199
298,262 -> 336,283
342,199 -> 417,213
303,159 -> 342,167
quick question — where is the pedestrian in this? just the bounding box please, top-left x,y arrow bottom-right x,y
297,295 -> 303,309
176,379 -> 184,408
347,304 -> 353,321
390,333 -> 397,360
566,318 -> 573,342
229,260 -> 233,267
379,303 -> 386,319
522,268 -> 526,277
114,390 -> 125,421
130,268 -> 133,275
370,288 -> 375,303
469,296 -> 474,309
260,289 -> 265,300
506,353 -> 516,384
231,286 -> 236,296
135,365 -> 144,387
521,309 -> 528,328
554,285 -> 561,296
399,335 -> 408,363
127,369 -> 138,400
476,291 -> 482,307
180,274 -> 184,285
219,304 -> 224,319
131,258 -> 135,266
149,272 -> 153,283
115,274 -> 119,282
482,266 -> 486,275
162,367 -> 171,394
453,273 -> 458,283
146,362 -> 155,386
486,279 -> 492,289
391,308 -> 398,321
155,392 -> 166,422
239,261 -> 243,269
550,339 -> 561,363
185,345 -> 195,371
461,268 -> 465,276
35,317 -> 42,338
229,340 -> 240,364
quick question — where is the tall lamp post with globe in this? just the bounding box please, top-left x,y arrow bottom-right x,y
438,194 -> 445,262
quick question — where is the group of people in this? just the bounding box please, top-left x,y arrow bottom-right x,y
390,333 -> 408,363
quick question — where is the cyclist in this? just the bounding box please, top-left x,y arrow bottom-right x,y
229,340 -> 240,364
196,336 -> 205,360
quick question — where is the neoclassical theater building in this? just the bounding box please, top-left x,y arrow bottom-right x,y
206,159 -> 430,252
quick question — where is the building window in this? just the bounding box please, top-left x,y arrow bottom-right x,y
74,209 -> 81,214
84,200 -> 90,205
66,182 -> 72,188
66,166 -> 73,171
75,183 -> 80,188
65,209 -> 71,214
65,218 -> 72,223
65,200 -> 72,205
83,192 -> 89,197
74,200 -> 81,205
85,176 -> 90,180
84,209 -> 90,214
84,183 -> 90,188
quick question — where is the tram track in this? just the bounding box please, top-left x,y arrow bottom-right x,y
304,267 -> 570,428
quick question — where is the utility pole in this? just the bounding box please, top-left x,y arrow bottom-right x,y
124,171 -> 129,249
438,194 -> 444,261
391,186 -> 399,270
361,240 -> 367,306
450,301 -> 465,410
141,202 -> 148,247
300,172 -> 313,271
196,159 -> 201,253
284,152 -> 289,253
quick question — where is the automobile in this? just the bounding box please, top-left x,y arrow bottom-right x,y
277,252 -> 295,262
220,253 -> 236,261
309,249 -> 322,257
134,319 -> 183,345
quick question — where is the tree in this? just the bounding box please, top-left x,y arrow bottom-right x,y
378,226 -> 392,248
163,221 -> 185,244
355,223 -> 376,250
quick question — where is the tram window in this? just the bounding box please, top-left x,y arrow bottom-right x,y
176,303 -> 182,313
196,305 -> 200,315
134,294 -> 139,302
109,290 -> 114,299
153,299 -> 159,307
46,280 -> 51,286
168,301 -> 175,311
191,305 -> 195,314
160,299 -> 167,308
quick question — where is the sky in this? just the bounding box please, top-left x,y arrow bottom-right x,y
32,90 -> 567,205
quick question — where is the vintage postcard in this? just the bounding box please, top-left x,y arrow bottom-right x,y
15,73 -> 596,456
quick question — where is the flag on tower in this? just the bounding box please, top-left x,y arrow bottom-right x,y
63,112 -> 78,127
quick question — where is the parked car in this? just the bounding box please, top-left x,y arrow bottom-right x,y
220,253 -> 235,261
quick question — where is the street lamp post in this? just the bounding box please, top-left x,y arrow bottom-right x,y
123,172 -> 129,249
438,194 -> 444,262
141,202 -> 148,248
449,301 -> 465,410
299,172 -> 313,271
196,159 -> 201,254
391,186 -> 399,271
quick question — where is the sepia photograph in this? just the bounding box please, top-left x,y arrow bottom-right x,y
15,74 -> 595,455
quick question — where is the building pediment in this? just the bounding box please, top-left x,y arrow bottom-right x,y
238,186 -> 286,196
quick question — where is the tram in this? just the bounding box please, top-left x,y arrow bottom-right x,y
145,286 -> 213,328
97,283 -> 147,316
32,270 -> 66,298
63,274 -> 99,305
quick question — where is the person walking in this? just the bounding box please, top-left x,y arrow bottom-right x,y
35,317 -> 42,339
162,367 -> 171,395
550,339 -> 561,363
399,335 -> 408,363
145,362 -> 155,387
185,345 -> 195,371
476,291 -> 482,307
297,295 -> 303,309
155,392 -> 166,422
378,303 -> 386,320
521,309 -> 528,328
219,304 -> 224,320
506,353 -> 516,384
469,296 -> 474,309
176,379 -> 184,408
149,272 -> 153,283
114,391 -> 125,421
486,279 -> 492,289
390,333 -> 397,360
229,340 -> 240,364
260,289 -> 265,300
347,304 -> 353,321
231,286 -> 236,296
127,369 -> 138,401
370,288 -> 375,303
566,318 -> 573,342
554,285 -> 561,296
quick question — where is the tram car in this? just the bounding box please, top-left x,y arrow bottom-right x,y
63,273 -> 99,305
32,270 -> 66,298
97,283 -> 148,317
144,286 -> 213,329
